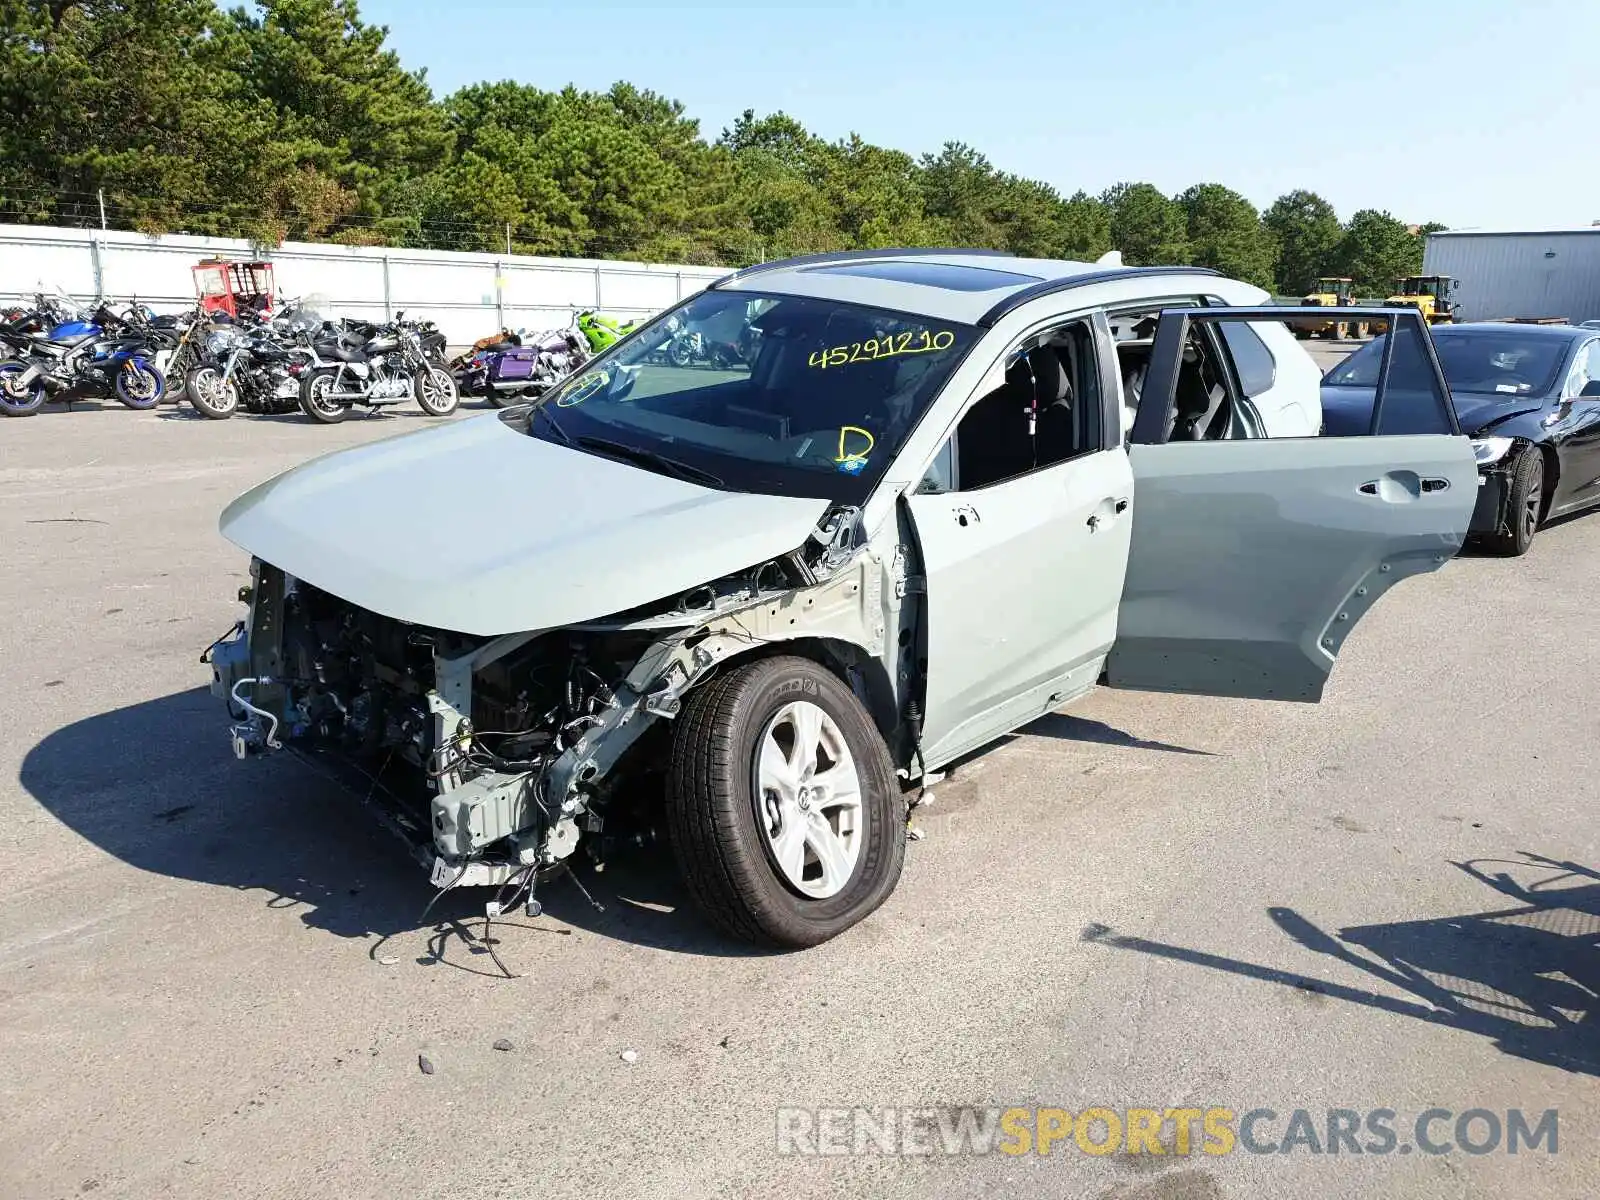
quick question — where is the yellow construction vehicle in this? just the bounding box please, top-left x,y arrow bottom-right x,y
1292,277 -> 1370,340
1375,275 -> 1459,331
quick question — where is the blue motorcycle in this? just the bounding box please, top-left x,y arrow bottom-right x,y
0,294 -> 168,417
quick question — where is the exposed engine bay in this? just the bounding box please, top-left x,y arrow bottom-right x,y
205,503 -> 916,908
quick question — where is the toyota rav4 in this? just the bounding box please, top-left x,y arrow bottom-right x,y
206,250 -> 1473,947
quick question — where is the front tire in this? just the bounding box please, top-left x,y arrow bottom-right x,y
185,366 -> 239,419
413,367 -> 459,416
1482,446 -> 1545,557
299,369 -> 349,424
114,361 -> 165,410
0,363 -> 46,416
666,656 -> 905,948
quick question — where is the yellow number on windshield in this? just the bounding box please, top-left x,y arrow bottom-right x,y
808,330 -> 954,369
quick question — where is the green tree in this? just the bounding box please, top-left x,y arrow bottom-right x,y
227,0 -> 452,236
433,81 -> 725,260
1101,182 -> 1189,266
1335,209 -> 1421,295
717,110 -> 838,260
815,135 -> 935,249
918,143 -> 1082,256
0,3 -> 1468,269
987,174 -> 1073,258
1056,191 -> 1113,261
1178,183 -> 1274,288
0,0 -> 262,233
1263,189 -> 1344,295
919,141 -> 1005,247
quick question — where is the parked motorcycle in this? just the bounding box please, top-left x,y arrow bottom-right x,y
486,325 -> 589,406
576,309 -> 637,353
185,324 -> 309,419
157,309 -> 215,390
297,311 -> 459,423
0,292 -> 168,417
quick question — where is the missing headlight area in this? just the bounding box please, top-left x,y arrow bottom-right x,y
206,502 -> 910,942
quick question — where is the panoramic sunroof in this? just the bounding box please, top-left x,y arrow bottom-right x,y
800,259 -> 1043,291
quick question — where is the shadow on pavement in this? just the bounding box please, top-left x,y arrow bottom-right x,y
1085,851 -> 1599,1076
1023,712 -> 1214,756
19,687 -> 762,961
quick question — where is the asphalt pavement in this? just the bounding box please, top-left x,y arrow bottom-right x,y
0,373 -> 1594,1200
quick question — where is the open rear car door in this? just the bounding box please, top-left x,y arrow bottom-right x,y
1106,306 -> 1475,702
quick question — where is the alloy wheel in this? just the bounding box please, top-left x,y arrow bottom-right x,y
122,364 -> 157,400
754,700 -> 864,899
309,375 -> 343,416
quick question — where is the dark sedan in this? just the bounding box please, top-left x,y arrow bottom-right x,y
1322,323 -> 1600,555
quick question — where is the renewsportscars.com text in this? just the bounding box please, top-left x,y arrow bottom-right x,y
775,1106 -> 1559,1158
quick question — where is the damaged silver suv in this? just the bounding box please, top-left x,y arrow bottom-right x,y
207,249 -> 1475,947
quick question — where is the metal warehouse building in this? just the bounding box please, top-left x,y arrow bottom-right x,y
1424,227 -> 1600,324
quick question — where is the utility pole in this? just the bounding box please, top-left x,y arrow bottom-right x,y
97,189 -> 107,231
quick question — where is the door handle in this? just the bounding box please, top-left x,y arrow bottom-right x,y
1087,496 -> 1130,532
953,503 -> 980,527
1358,472 -> 1436,500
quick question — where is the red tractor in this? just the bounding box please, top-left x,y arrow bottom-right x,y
193,258 -> 275,319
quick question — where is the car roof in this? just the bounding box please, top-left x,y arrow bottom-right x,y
1438,321 -> 1591,341
710,249 -> 1221,327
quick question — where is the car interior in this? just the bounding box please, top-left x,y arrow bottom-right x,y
945,321 -> 1102,490
1110,306 -> 1238,444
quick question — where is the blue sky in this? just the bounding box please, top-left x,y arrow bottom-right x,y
362,0 -> 1600,230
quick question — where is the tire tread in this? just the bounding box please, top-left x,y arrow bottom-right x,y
665,656 -> 904,948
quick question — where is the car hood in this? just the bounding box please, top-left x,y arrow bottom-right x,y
1448,389 -> 1551,435
1319,386 -> 1547,437
219,414 -> 831,636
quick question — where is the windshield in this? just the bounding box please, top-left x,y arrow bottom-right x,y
1323,329 -> 1569,397
524,289 -> 980,500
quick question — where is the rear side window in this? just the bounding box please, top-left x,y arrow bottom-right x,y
1374,320 -> 1454,435
1323,320 -> 1456,436
1217,321 -> 1276,397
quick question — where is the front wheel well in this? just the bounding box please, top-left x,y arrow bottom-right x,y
689,636 -> 904,755
1537,442 -> 1560,513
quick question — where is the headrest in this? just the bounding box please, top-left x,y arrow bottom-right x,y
1027,347 -> 1072,404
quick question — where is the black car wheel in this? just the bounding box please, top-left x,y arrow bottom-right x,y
1483,446 -> 1544,557
665,655 -> 906,948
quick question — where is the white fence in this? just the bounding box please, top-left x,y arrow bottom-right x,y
0,223 -> 731,344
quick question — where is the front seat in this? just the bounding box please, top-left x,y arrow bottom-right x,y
1028,346 -> 1077,462
957,359 -> 1036,489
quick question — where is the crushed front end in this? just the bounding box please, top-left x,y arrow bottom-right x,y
204,507 -> 907,895
206,561 -> 671,887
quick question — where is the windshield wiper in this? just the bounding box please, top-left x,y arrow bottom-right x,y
574,435 -> 725,489
529,402 -> 573,446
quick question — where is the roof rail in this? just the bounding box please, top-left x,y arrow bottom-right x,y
976,265 -> 1223,326
709,246 -> 1014,288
